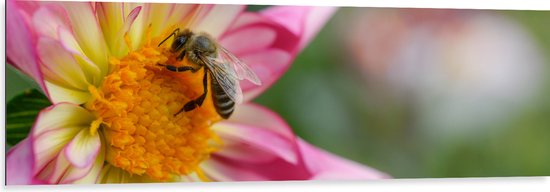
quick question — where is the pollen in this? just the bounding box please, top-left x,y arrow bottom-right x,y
86,37 -> 222,181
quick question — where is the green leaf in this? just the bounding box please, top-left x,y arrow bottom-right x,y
6,89 -> 51,146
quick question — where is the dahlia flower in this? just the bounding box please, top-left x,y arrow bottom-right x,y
7,0 -> 388,184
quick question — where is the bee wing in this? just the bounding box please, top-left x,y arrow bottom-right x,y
201,55 -> 244,104
218,46 -> 262,85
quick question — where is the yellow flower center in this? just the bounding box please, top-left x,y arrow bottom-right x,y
86,32 -> 222,181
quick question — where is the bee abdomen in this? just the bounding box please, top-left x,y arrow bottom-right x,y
211,79 -> 235,119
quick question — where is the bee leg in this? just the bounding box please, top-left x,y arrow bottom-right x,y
176,50 -> 186,61
175,69 -> 208,115
157,64 -> 199,73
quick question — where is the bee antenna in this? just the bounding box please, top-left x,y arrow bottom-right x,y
158,28 -> 181,47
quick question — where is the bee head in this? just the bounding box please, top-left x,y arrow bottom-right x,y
171,30 -> 193,52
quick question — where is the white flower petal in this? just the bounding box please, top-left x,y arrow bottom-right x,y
64,139 -> 105,184
62,2 -> 109,76
45,81 -> 91,104
64,129 -> 101,168
194,5 -> 244,38
38,37 -> 90,91
31,103 -> 96,172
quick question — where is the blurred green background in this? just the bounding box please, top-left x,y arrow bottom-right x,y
6,7 -> 550,178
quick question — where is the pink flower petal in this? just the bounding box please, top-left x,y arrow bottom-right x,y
213,122 -> 297,164
297,139 -> 390,180
59,155 -> 96,184
6,138 -> 43,185
6,0 -> 47,93
205,104 -> 310,181
32,4 -> 70,39
13,0 -> 42,15
212,138 -> 278,164
37,37 -> 91,91
201,159 -> 270,181
70,142 -> 105,184
261,6 -> 337,51
33,125 -> 81,175
62,141 -> 105,184
204,153 -> 311,181
239,49 -> 291,101
224,103 -> 297,143
63,129 -> 101,168
206,103 -> 388,181
220,7 -> 336,101
212,104 -> 300,163
35,150 -> 72,183
219,26 -> 278,56
30,103 -> 95,175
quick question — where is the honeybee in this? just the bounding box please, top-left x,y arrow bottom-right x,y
157,28 -> 261,119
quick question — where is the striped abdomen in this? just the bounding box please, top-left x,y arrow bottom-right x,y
210,76 -> 235,119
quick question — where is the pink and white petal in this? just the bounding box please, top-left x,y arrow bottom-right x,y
31,103 -> 94,137
213,138 -> 278,164
58,27 -> 102,85
219,12 -> 298,101
45,81 -> 91,104
32,4 -> 70,39
178,172 -> 204,182
6,0 -> 47,92
225,103 -> 296,139
63,140 -> 105,184
239,49 -> 292,101
125,3 -> 148,51
165,4 -> 195,28
194,5 -> 245,38
261,6 -> 337,51
12,0 -> 42,16
141,3 -> 181,38
64,129 -> 101,168
297,139 -> 390,180
38,37 -> 91,91
96,2 -> 142,57
203,153 -> 312,181
35,151 -> 72,183
219,25 -> 278,56
33,125 -> 82,175
6,138 -> 43,185
59,157 -> 95,184
31,103 -> 95,172
112,6 -> 142,57
213,103 -> 300,163
221,7 -> 336,100
212,122 -> 298,164
200,158 -> 269,181
139,4 -> 199,47
61,2 -> 109,76
142,3 -> 196,35
96,2 -> 124,48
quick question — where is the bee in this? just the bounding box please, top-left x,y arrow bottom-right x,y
157,28 -> 262,119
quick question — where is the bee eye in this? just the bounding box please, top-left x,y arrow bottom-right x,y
172,36 -> 187,51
